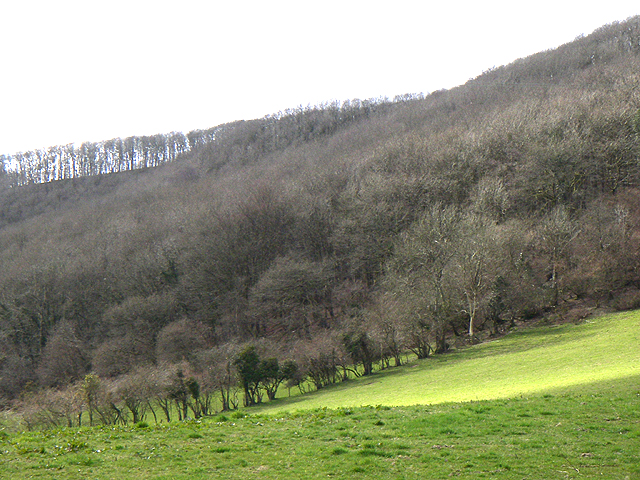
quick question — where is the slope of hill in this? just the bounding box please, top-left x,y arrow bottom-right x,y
253,309 -> 640,412
1,310 -> 638,479
0,16 -> 640,409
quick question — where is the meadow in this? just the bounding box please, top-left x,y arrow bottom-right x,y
1,311 -> 638,479
256,310 -> 640,412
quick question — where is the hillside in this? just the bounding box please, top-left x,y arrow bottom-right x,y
2,310 -> 638,478
0,17 -> 640,412
252,309 -> 640,412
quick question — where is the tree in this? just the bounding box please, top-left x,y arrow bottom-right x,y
366,295 -> 407,367
343,330 -> 377,376
112,368 -> 160,424
93,294 -> 179,376
0,351 -> 35,404
195,343 -> 240,412
452,215 -> 501,339
92,334 -> 155,378
332,183 -> 414,287
280,360 -> 299,395
82,374 -> 101,426
168,368 -> 190,421
537,206 -> 581,306
19,384 -> 84,430
177,186 -> 296,331
290,334 -> 343,390
486,275 -> 510,336
248,256 -> 333,336
258,357 -> 282,401
388,204 -> 461,353
155,318 -> 211,364
185,377 -> 202,418
383,279 -> 434,359
2,262 -> 67,363
234,345 -> 263,406
471,177 -> 510,222
566,198 -> 638,302
36,321 -> 88,387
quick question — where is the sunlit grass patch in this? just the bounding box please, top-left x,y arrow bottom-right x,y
254,310 -> 640,412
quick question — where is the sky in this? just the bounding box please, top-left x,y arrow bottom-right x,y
0,1 -> 638,155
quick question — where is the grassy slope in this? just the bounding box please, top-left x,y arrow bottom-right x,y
0,311 -> 638,479
257,310 -> 640,413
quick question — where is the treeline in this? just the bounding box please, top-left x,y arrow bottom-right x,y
0,95 -> 410,188
1,132 -> 191,186
2,18 -> 640,428
17,346 -> 291,428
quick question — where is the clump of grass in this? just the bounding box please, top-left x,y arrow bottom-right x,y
65,441 -> 88,452
212,446 -> 231,453
336,407 -> 353,416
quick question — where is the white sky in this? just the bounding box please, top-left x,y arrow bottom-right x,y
0,1 -> 638,155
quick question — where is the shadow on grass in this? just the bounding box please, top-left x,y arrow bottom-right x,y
253,313 -> 634,414
452,321 -> 600,360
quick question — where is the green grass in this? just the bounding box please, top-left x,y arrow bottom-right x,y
0,311 -> 638,479
257,310 -> 640,412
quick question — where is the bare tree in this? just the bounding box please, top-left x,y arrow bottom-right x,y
19,384 -> 84,430
537,206 -> 581,306
36,320 -> 88,387
388,204 -> 461,353
248,256 -> 334,336
81,374 -> 101,426
195,343 -> 240,412
453,215 -> 501,339
155,318 -> 212,364
366,295 -> 407,367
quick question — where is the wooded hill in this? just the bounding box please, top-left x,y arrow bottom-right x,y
1,17 -> 640,416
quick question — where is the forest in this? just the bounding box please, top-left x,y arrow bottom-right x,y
1,17 -> 640,427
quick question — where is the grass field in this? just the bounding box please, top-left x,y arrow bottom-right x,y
0,311 -> 638,479
255,309 -> 640,412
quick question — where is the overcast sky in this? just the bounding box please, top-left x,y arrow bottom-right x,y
0,1 -> 638,155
